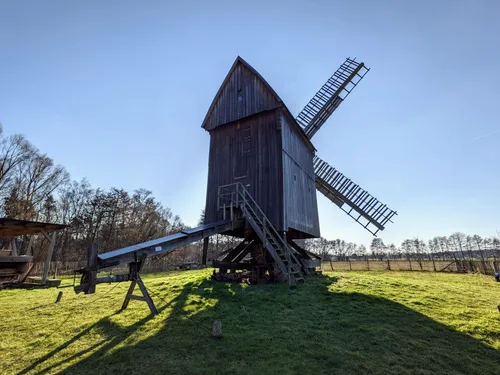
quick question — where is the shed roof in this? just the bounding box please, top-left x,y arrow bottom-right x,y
201,56 -> 315,151
0,218 -> 68,237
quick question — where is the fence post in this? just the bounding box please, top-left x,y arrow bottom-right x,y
366,257 -> 370,271
349,259 -> 352,271
408,258 -> 412,271
387,259 -> 391,271
431,257 -> 436,272
330,259 -> 334,271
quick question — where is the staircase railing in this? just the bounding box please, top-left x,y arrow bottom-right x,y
217,183 -> 302,285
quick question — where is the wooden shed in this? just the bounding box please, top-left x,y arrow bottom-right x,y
0,218 -> 68,286
202,56 -> 320,240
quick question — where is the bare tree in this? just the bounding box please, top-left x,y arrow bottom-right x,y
307,237 -> 334,259
4,148 -> 69,220
387,243 -> 398,258
357,244 -> 367,257
370,238 -> 386,260
0,129 -> 32,206
449,232 -> 467,260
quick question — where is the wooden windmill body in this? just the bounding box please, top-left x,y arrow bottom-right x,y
202,56 -> 397,284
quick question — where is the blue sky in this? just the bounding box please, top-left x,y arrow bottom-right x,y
1,0 -> 499,247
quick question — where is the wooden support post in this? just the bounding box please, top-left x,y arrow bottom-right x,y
387,259 -> 391,271
136,276 -> 158,315
202,237 -> 209,265
11,238 -> 18,256
26,235 -> 34,256
431,257 -> 436,272
86,243 -> 99,294
122,280 -> 137,311
366,257 -> 370,271
348,259 -> 352,271
121,260 -> 158,315
121,275 -> 158,315
41,232 -> 57,285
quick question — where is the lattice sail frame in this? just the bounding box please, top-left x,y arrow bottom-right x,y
313,155 -> 397,236
296,58 -> 369,139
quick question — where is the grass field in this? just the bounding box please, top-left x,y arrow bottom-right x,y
1,270 -> 500,375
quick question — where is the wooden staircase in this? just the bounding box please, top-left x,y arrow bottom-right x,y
218,183 -> 304,285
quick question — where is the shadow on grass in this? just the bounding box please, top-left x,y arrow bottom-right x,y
20,275 -> 500,375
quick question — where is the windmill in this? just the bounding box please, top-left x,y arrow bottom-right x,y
73,56 -> 397,315
202,56 -> 397,284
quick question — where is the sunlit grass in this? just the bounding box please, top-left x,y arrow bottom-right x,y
1,270 -> 499,374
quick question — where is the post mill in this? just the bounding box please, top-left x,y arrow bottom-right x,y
74,56 -> 397,314
202,56 -> 396,283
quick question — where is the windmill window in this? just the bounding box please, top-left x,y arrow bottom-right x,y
243,128 -> 252,154
294,175 -> 297,181
237,89 -> 243,103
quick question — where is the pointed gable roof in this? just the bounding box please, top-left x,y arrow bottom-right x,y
201,56 -> 282,131
201,56 -> 315,151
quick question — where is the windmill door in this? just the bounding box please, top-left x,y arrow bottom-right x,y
233,122 -> 252,184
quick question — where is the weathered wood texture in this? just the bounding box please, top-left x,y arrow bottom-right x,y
202,57 -> 281,131
280,110 -> 320,238
204,110 -> 284,232
0,218 -> 67,237
203,56 -> 321,239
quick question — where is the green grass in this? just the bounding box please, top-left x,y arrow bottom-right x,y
1,270 -> 500,375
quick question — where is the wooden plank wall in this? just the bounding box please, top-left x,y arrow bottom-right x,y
281,110 -> 320,238
203,62 -> 280,131
204,110 -> 284,232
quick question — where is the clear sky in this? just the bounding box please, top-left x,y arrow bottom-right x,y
1,0 -> 499,247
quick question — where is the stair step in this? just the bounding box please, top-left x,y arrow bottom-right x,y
236,190 -> 304,283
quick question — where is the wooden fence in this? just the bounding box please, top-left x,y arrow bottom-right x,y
321,259 -> 500,275
26,258 -> 500,281
29,257 -> 185,279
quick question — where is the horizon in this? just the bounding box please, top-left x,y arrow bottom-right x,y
1,0 -> 499,248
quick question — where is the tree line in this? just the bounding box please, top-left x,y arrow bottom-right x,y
2,124 -> 499,267
0,124 -> 185,264
303,232 -> 500,262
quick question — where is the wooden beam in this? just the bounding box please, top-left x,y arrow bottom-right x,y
202,237 -> 209,265
41,230 -> 52,243
221,233 -> 256,262
128,294 -> 146,301
41,232 -> 57,285
121,276 -> 158,315
212,260 -> 266,270
11,238 -> 18,256
121,280 -> 137,310
86,243 -> 99,294
136,277 -> 158,315
26,235 -> 34,256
